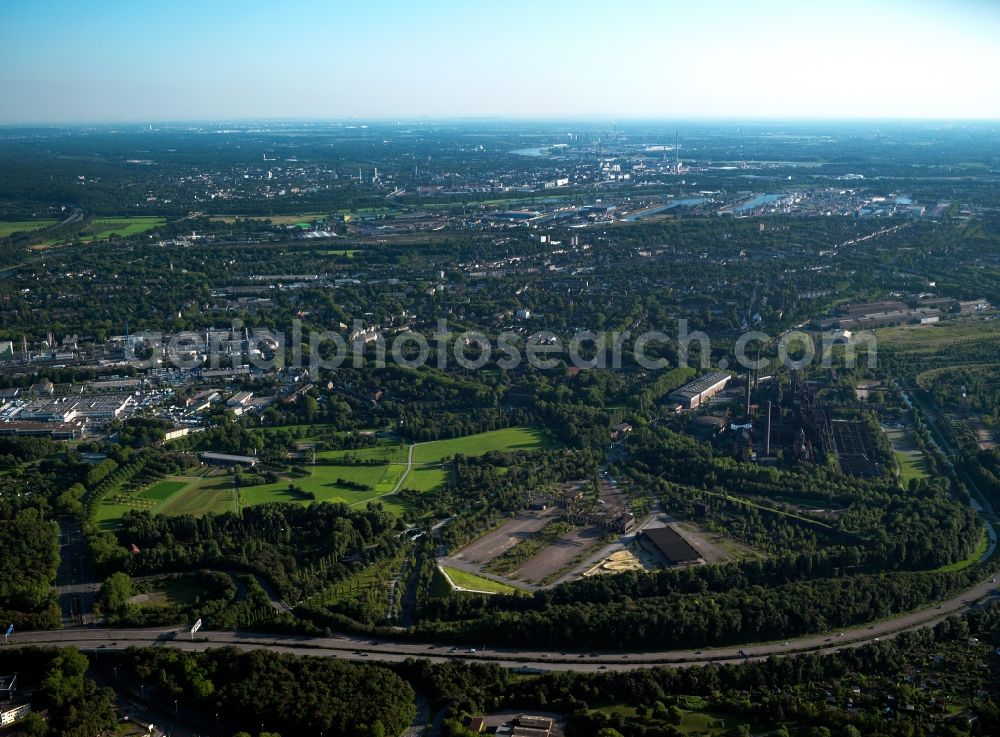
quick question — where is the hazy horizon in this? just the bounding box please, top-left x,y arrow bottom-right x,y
4,116 -> 1000,128
2,0 -> 1000,124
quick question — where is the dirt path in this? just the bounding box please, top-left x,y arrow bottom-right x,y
393,442 -> 416,492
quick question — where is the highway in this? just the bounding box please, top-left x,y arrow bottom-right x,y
12,570 -> 999,672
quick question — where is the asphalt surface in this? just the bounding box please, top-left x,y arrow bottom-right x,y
11,569 -> 999,672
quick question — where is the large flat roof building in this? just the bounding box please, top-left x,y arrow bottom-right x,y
641,526 -> 703,566
0,421 -> 80,439
200,451 -> 259,467
667,371 -> 731,410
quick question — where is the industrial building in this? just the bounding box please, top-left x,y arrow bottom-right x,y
200,451 -> 259,467
640,526 -> 703,566
666,371 -> 731,410
11,394 -> 132,423
815,301 -> 950,330
959,298 -> 991,314
500,715 -> 554,737
226,390 -> 254,407
74,394 -> 133,420
0,703 -> 30,727
0,421 -> 80,439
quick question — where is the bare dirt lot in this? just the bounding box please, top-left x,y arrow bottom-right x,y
442,472 -> 642,588
680,519 -> 762,563
671,521 -> 733,564
511,525 -> 604,584
448,508 -> 557,565
969,418 -> 997,450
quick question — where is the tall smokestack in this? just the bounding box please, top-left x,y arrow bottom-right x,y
765,401 -> 772,455
745,371 -> 752,417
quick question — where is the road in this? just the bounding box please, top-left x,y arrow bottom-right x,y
402,692 -> 430,737
12,570 -> 999,672
54,516 -> 100,626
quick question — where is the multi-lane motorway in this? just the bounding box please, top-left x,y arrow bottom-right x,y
13,570 -> 999,672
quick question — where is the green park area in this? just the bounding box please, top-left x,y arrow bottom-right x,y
77,216 -> 166,241
0,219 -> 58,237
94,474 -> 238,529
95,426 -> 549,528
439,566 -> 518,595
412,426 -> 551,462
876,318 -> 1000,351
131,577 -> 204,609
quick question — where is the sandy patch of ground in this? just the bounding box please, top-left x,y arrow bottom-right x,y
584,548 -> 644,576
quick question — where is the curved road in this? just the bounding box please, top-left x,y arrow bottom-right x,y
13,570 -> 999,672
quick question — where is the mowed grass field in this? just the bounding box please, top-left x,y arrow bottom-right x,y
143,479 -> 187,501
877,318 -> 1000,351
0,219 -> 58,237
440,566 -> 518,594
412,426 -> 550,463
95,474 -> 237,529
159,483 -> 236,517
320,442 -> 410,464
77,216 -> 166,241
895,450 -> 929,483
403,466 -> 448,491
238,463 -> 393,506
883,421 -> 929,486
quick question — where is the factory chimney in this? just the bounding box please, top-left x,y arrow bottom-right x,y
765,401 -> 772,455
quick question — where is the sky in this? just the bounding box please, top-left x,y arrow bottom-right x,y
1,0 -> 999,123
